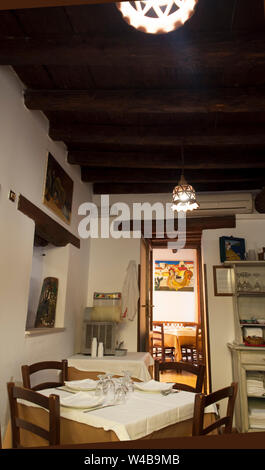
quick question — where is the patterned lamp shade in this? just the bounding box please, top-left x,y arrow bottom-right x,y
172,174 -> 200,212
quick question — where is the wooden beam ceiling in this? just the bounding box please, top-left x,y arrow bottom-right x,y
1,1 -> 264,195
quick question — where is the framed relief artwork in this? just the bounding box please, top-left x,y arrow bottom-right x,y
219,236 -> 246,263
154,260 -> 194,292
43,153 -> 73,225
213,266 -> 233,296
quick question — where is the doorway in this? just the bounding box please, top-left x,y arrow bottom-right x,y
138,238 -> 211,393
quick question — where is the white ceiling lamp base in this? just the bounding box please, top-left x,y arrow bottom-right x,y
116,0 -> 198,35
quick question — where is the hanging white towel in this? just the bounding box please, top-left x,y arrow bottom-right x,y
122,260 -> 139,321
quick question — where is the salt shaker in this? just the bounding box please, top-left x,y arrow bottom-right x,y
98,342 -> 104,358
91,337 -> 97,358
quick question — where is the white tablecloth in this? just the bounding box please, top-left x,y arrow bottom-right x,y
68,353 -> 154,382
21,387 -> 216,441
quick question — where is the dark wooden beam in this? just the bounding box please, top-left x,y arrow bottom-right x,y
93,181 -> 265,194
1,34 -> 265,67
0,0 -> 117,10
25,89 -> 265,115
81,167 -> 265,183
68,150 -> 265,169
18,195 -> 80,249
117,216 -> 236,236
51,129 -> 265,150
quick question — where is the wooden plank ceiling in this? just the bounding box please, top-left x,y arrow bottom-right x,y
0,0 -> 265,195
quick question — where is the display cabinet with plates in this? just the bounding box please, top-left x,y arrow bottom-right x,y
227,261 -> 265,432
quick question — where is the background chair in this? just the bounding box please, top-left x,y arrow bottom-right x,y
192,382 -> 238,436
178,335 -> 197,364
7,382 -> 60,448
21,359 -> 68,391
152,323 -> 175,363
154,360 -> 205,393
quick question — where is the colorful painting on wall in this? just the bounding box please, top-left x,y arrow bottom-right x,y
219,236 -> 246,263
154,261 -> 194,292
34,277 -> 59,328
43,153 -> 73,225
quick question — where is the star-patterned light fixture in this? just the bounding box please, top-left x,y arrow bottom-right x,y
171,146 -> 200,212
116,0 -> 198,35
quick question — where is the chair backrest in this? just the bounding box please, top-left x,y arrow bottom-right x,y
7,382 -> 60,448
152,323 -> 165,360
154,360 -> 205,393
21,359 -> 68,391
192,382 -> 238,436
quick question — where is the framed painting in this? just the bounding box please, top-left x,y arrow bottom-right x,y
213,265 -> 233,296
219,236 -> 246,263
43,153 -> 73,225
154,260 -> 194,292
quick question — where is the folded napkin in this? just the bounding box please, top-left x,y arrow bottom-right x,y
60,391 -> 103,409
134,380 -> 174,392
64,379 -> 98,391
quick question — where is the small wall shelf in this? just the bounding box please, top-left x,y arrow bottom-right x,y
25,328 -> 65,337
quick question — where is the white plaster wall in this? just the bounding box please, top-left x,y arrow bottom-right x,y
202,214 -> 265,396
86,237 -> 140,352
0,66 -> 92,439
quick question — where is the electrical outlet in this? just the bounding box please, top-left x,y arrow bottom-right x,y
9,190 -> 16,202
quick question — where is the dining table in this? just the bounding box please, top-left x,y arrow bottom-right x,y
163,328 -> 196,361
67,352 -> 154,382
3,379 -> 216,447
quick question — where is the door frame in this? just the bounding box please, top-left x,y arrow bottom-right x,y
138,238 -> 212,394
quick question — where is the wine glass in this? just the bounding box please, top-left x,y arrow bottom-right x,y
114,379 -> 126,404
104,373 -> 116,403
122,370 -> 134,393
95,374 -> 106,398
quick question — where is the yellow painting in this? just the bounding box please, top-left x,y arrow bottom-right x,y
154,261 -> 194,292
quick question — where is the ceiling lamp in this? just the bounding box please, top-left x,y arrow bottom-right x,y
116,0 -> 198,35
171,146 -> 200,212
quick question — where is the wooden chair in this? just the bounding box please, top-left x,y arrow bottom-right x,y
152,323 -> 175,362
7,382 -> 60,448
178,335 -> 197,363
154,360 -> 205,393
192,382 -> 238,435
21,359 -> 68,391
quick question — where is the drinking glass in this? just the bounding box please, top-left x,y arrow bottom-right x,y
104,373 -> 116,403
114,379 -> 126,404
122,370 -> 134,393
95,374 -> 106,398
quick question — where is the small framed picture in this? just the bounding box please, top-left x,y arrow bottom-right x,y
219,236 -> 246,263
213,266 -> 233,296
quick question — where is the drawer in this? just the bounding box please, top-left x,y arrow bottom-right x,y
241,351 -> 265,365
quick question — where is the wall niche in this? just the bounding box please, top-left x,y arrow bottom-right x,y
17,195 -> 80,335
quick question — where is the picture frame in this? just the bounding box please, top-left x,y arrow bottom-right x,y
43,153 -> 73,225
213,265 -> 233,296
219,236 -> 246,263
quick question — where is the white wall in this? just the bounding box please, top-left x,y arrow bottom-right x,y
202,214 -> 265,395
0,66 -> 92,438
153,248 -> 197,323
86,237 -> 140,352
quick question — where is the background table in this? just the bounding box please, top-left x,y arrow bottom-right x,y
67,352 -> 154,382
164,329 -> 196,361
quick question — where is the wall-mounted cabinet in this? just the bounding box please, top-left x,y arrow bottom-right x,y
227,261 -> 265,432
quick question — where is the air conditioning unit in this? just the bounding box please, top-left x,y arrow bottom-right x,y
193,193 -> 253,216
